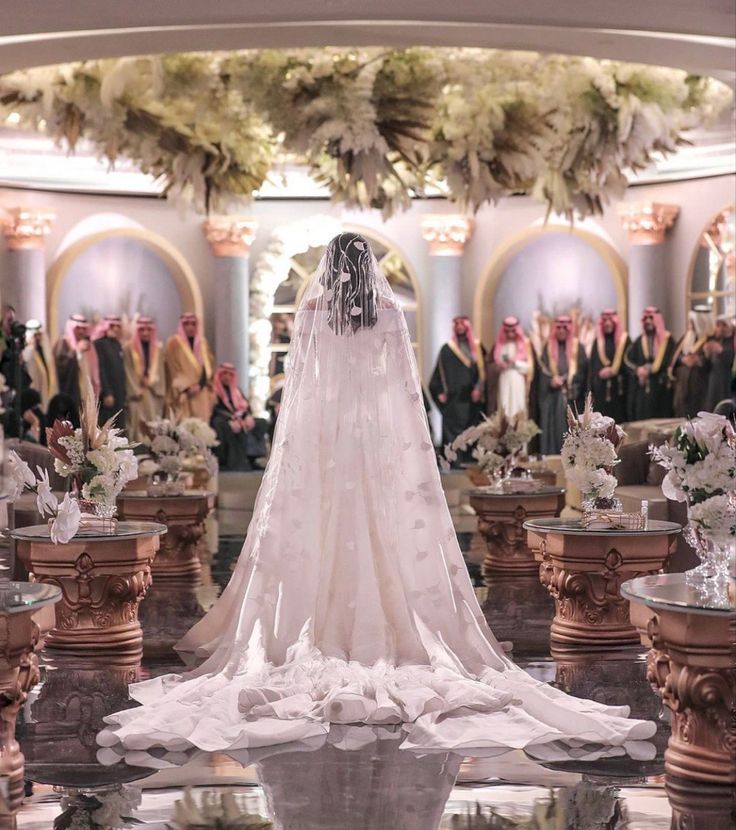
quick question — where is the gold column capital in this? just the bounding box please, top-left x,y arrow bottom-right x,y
420,214 -> 474,256
617,202 -> 679,245
203,216 -> 258,257
1,207 -> 55,251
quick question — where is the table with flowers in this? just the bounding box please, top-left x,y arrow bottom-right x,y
10,522 -> 166,660
469,484 -> 566,578
525,517 -> 681,653
622,573 -> 735,785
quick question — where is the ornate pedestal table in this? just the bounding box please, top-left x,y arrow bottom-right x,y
524,518 -> 680,653
621,573 -> 735,786
0,582 -> 61,821
11,523 -> 166,662
117,491 -> 215,580
470,486 -> 565,579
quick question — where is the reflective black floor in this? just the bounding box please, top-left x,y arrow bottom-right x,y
16,533 -> 736,829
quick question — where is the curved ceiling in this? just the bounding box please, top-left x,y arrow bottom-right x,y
1,1 -> 734,84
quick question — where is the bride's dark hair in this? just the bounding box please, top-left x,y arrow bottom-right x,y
321,232 -> 378,334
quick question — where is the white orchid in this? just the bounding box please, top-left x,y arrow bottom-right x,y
50,493 -> 81,544
34,467 -> 58,517
6,451 -> 37,498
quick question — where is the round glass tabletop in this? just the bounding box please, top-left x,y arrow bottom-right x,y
621,573 -> 735,615
469,485 -> 565,498
8,521 -> 168,542
118,490 -> 214,500
523,517 -> 681,537
0,580 -> 62,613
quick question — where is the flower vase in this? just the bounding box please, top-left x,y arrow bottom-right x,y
487,457 -> 515,493
684,525 -> 734,585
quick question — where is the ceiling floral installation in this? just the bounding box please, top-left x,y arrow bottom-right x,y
0,48 -> 731,217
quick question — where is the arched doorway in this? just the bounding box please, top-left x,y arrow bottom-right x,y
47,225 -> 203,342
474,224 -> 628,355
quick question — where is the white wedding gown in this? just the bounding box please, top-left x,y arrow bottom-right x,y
99,237 -> 654,759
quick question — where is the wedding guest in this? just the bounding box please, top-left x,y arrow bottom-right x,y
429,316 -> 484,452
485,316 -> 532,417
624,307 -> 675,420
94,314 -> 127,429
46,392 -> 80,433
588,309 -> 629,423
53,314 -> 100,415
211,363 -> 268,471
164,312 -> 215,421
668,309 -> 711,418
703,316 -> 735,412
536,315 -> 587,454
22,319 -> 58,410
19,388 -> 45,443
124,316 -> 166,442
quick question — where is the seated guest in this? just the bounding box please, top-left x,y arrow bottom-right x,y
588,309 -> 629,423
703,316 -> 735,412
668,310 -> 711,418
46,393 -> 80,434
53,314 -> 100,415
94,314 -> 127,430
624,307 -> 675,420
165,313 -> 215,421
211,363 -> 268,471
537,315 -> 587,454
266,380 -> 284,440
124,316 -> 165,442
19,388 -> 45,443
23,319 -> 58,410
485,316 -> 532,417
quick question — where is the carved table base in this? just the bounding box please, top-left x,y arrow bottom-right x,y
470,489 -> 565,580
15,536 -> 160,660
628,601 -> 735,785
0,600 -> 57,821
118,493 -> 214,580
527,527 -> 676,653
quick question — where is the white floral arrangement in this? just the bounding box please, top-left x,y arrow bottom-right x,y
5,380 -> 138,542
443,409 -> 540,476
169,789 -> 272,829
141,417 -> 219,478
561,396 -> 625,503
650,412 -> 736,547
56,785 -> 142,829
5,453 -> 81,544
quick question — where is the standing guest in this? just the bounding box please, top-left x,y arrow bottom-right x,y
668,310 -> 711,418
211,363 -> 268,471
537,315 -> 588,454
22,319 -> 58,410
588,309 -> 630,424
164,312 -> 215,421
703,316 -> 735,412
624,307 -> 676,420
53,314 -> 100,415
485,316 -> 532,417
94,314 -> 127,430
429,316 -> 485,452
124,316 -> 166,441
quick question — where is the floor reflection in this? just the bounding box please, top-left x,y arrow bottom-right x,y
14,532 -> 736,828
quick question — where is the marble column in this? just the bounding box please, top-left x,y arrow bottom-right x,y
420,215 -> 474,381
617,202 -> 679,337
1,207 -> 55,325
203,216 -> 258,380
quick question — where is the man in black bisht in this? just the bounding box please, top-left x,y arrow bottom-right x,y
588,309 -> 629,424
537,315 -> 588,454
624,306 -> 676,421
429,316 -> 485,452
703,316 -> 735,412
94,314 -> 127,430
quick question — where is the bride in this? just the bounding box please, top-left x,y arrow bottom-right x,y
99,233 -> 654,757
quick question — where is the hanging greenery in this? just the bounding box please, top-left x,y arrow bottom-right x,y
0,48 -> 731,217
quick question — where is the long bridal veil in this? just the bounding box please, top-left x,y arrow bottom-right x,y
99,233 -> 654,758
